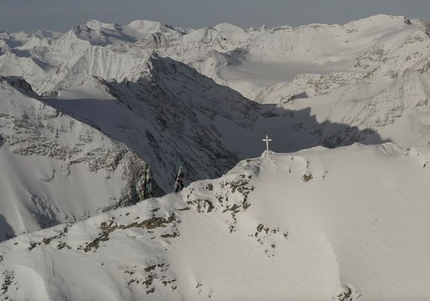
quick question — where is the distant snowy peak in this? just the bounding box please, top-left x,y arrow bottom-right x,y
213,23 -> 249,43
126,20 -> 182,36
0,31 -> 29,42
344,14 -> 413,32
246,15 -> 423,62
3,14 -> 429,96
0,30 -> 60,52
84,19 -> 119,31
70,19 -> 184,46
181,27 -> 230,49
213,23 -> 246,35
72,23 -> 133,46
3,14 -> 430,150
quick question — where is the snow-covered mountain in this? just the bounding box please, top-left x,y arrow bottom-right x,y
2,14 -> 430,150
0,76 -> 147,241
2,14 -> 430,299
40,54 -> 384,193
1,143 -> 429,300
2,15 -> 397,242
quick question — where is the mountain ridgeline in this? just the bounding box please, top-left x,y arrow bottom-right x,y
1,14 -> 430,300
2,14 -> 430,238
1,144 -> 430,300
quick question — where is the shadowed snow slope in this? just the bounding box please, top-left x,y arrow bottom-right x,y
1,143 -> 429,300
41,55 -> 385,193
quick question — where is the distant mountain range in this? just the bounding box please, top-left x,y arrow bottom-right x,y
1,14 -> 430,300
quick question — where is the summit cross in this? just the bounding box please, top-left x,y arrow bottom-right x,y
262,135 -> 272,152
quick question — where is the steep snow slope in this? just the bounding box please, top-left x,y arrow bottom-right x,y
42,55 -> 384,193
41,57 -> 253,193
1,143 -> 429,300
0,77 -> 147,241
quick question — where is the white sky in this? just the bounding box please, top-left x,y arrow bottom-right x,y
1,0 -> 430,33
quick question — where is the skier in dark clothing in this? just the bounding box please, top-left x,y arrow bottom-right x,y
175,172 -> 185,192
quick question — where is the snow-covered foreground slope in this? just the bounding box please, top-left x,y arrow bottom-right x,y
1,143 -> 429,300
0,77 -> 147,241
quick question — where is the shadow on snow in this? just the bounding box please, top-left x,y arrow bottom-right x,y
41,56 -> 387,192
0,214 -> 15,242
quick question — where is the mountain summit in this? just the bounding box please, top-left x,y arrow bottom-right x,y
1,15 -> 430,300
1,144 -> 429,300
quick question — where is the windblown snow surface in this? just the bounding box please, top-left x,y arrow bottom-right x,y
1,144 -> 430,300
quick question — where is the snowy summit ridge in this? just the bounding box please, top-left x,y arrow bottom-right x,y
1,14 -> 430,300
1,144 -> 430,300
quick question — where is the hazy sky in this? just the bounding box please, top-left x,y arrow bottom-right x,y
1,0 -> 429,33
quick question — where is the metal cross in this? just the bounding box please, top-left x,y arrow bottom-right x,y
262,135 -> 272,152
